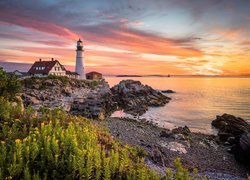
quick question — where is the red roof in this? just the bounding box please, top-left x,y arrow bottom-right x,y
86,71 -> 102,75
28,60 -> 64,74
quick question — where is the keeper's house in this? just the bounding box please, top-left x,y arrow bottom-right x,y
28,58 -> 79,79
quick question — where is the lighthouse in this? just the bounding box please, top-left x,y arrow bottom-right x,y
75,39 -> 85,79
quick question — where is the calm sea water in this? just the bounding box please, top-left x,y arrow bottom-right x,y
105,76 -> 250,134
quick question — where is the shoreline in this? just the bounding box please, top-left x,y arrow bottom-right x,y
99,117 -> 247,178
20,76 -> 250,178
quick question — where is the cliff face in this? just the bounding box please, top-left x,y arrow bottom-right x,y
21,77 -> 116,119
21,78 -> 170,119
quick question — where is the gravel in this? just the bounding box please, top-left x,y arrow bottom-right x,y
99,117 -> 248,179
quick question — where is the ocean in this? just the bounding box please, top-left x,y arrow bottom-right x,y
105,76 -> 250,134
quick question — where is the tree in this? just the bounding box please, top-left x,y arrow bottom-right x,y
0,67 -> 21,100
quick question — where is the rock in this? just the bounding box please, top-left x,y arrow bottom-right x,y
233,132 -> 250,165
70,82 -> 117,118
227,137 -> 237,145
172,126 -> 191,136
22,94 -> 40,105
150,146 -> 165,165
161,90 -> 176,93
160,130 -> 172,138
22,77 -> 117,118
212,114 -> 250,141
111,80 -> 171,115
61,86 -> 72,96
218,132 -> 233,142
161,141 -> 187,154
43,79 -> 53,86
172,134 -> 186,141
31,84 -> 40,89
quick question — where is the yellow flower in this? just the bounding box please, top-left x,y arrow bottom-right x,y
1,141 -> 5,145
41,122 -> 45,127
15,119 -> 20,122
15,139 -> 21,143
35,127 -> 39,131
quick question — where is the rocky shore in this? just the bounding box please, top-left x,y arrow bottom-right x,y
20,77 -> 250,178
21,77 -> 170,118
99,117 -> 248,179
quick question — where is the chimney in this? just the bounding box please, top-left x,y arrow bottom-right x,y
39,58 -> 42,62
51,58 -> 54,61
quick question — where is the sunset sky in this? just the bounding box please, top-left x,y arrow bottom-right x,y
0,0 -> 250,75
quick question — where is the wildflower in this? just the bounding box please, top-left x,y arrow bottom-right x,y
15,119 -> 20,122
35,127 -> 39,131
41,122 -> 45,127
15,139 -> 21,143
1,141 -> 5,145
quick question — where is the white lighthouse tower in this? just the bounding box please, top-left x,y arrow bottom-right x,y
75,39 -> 85,79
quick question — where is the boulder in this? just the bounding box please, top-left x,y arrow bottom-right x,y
172,126 -> 191,136
111,80 -> 171,115
231,132 -> 250,166
212,114 -> 250,141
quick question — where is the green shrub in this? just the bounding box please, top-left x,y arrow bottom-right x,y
0,100 -> 161,179
46,74 -> 69,85
0,67 -> 21,100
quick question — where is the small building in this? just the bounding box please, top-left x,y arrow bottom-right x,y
13,70 -> 29,77
28,58 -> 79,78
86,71 -> 102,80
66,70 -> 79,79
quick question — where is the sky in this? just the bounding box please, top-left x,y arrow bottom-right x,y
0,0 -> 250,75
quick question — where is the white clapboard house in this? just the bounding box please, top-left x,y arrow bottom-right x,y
28,58 -> 79,79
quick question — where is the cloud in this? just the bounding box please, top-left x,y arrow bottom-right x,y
0,0 -> 250,75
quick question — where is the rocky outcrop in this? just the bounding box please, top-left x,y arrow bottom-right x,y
212,114 -> 250,167
111,80 -> 171,115
230,132 -> 250,166
70,82 -> 117,119
21,77 -> 116,118
22,78 -> 172,119
212,113 -> 250,141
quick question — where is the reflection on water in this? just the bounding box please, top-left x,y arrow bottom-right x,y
105,76 -> 250,134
